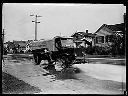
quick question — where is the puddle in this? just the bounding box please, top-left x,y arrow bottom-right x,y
13,61 -> 20,63
40,65 -> 82,80
42,73 -> 51,76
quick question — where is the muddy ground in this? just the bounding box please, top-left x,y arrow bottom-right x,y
2,54 -> 126,94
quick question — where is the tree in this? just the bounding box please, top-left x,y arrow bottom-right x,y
111,31 -> 125,56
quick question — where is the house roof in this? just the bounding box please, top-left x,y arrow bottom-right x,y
106,23 -> 124,31
71,32 -> 95,38
95,23 -> 125,34
53,36 -> 73,39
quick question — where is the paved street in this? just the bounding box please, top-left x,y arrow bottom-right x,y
2,54 -> 126,94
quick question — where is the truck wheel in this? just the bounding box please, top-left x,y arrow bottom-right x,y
62,57 -> 73,68
34,55 -> 38,65
56,58 -> 67,69
34,55 -> 41,65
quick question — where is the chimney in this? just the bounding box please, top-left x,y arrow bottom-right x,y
86,30 -> 88,33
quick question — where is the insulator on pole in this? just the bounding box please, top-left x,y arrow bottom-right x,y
30,14 -> 34,16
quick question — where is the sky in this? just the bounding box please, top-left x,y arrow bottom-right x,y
2,3 -> 126,42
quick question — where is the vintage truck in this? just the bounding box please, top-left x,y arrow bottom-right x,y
29,36 -> 86,68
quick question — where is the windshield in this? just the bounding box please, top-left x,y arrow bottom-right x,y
61,38 -> 74,48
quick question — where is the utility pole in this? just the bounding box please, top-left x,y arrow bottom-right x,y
2,29 -> 5,43
30,14 -> 42,41
2,29 -> 5,62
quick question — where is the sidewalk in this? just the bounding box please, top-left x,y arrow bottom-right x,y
76,56 -> 126,66
77,57 -> 126,60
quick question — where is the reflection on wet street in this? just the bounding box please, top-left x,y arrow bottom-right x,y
41,65 -> 82,80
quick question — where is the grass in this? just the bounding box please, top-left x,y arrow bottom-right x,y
2,72 -> 42,94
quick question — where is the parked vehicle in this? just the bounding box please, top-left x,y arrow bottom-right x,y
31,36 -> 78,68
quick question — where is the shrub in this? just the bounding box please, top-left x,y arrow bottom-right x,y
85,46 -> 95,55
85,45 -> 112,55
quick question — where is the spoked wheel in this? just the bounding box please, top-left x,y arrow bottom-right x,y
55,57 -> 73,72
55,58 -> 66,70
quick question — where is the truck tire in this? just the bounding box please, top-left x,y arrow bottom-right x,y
56,56 -> 70,69
34,55 -> 41,65
63,57 -> 71,68
56,58 -> 66,69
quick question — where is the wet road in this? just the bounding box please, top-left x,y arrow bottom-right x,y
2,54 -> 126,94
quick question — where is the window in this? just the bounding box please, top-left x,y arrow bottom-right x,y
95,37 -> 98,43
96,36 -> 104,43
106,35 -> 113,42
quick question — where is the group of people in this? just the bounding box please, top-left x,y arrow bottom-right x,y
3,46 -> 32,55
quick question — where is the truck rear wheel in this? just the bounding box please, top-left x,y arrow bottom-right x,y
34,55 -> 41,65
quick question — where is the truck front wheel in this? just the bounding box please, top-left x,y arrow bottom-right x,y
56,57 -> 70,69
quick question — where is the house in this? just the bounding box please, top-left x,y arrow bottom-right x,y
71,30 -> 95,48
71,30 -> 95,56
93,23 -> 125,47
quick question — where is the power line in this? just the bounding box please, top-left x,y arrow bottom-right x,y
30,14 -> 42,41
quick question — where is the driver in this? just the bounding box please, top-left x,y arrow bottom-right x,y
44,48 -> 54,65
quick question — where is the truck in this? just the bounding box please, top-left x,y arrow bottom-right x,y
30,36 -> 86,69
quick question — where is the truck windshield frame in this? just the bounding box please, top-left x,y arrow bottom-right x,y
60,38 -> 74,48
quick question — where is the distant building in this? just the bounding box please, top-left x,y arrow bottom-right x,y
71,30 -> 95,48
71,30 -> 95,56
93,23 -> 125,47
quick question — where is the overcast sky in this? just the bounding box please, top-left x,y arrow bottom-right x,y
2,3 -> 126,42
